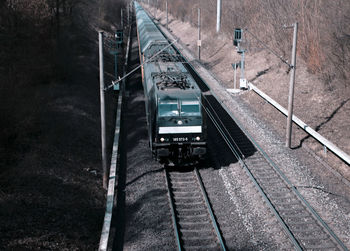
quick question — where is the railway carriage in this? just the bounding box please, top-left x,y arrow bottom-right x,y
134,2 -> 206,163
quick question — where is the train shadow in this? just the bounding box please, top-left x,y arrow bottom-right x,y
204,94 -> 257,168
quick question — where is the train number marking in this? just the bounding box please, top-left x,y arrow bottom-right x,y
173,137 -> 188,142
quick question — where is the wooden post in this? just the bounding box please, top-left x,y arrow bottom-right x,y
286,22 -> 298,148
99,31 -> 107,189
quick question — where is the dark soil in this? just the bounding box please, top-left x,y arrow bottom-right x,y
0,1 -> 121,249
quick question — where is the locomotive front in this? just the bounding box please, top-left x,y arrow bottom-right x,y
153,83 -> 207,162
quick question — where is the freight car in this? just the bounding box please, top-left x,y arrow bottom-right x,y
134,2 -> 206,164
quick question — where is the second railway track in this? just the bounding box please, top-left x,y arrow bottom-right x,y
202,77 -> 348,250
113,5 -> 349,250
165,167 -> 226,251
154,22 -> 348,250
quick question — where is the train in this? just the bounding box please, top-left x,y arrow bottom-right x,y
134,2 -> 207,164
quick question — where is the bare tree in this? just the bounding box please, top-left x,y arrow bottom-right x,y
165,0 -> 350,87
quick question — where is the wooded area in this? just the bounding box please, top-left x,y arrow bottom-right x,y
0,0 -> 128,186
155,0 -> 350,88
0,0 -> 126,249
1,0 -> 77,86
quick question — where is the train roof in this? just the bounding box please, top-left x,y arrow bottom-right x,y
134,2 -> 202,102
134,2 -> 169,53
151,62 -> 201,100
157,89 -> 201,102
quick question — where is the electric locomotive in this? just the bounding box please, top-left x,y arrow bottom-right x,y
134,2 -> 206,163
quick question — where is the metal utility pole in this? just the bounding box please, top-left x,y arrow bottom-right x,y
233,63 -> 237,89
127,5 -> 129,26
216,0 -> 221,33
240,51 -> 245,81
166,0 -> 168,29
99,31 -> 107,189
121,8 -> 123,28
154,0 -> 156,18
286,22 -> 298,148
198,8 -> 201,60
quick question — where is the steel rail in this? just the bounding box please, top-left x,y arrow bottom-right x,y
138,6 -> 225,249
163,29 -> 347,249
137,4 -> 347,250
185,57 -> 347,250
200,74 -> 348,250
164,169 -> 182,251
244,127 -> 349,251
145,10 -> 301,249
153,22 -> 347,251
165,168 -> 227,251
204,106 -> 303,250
194,168 -> 227,251
200,94 -> 245,159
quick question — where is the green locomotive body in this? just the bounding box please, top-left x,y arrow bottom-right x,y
135,2 -> 206,162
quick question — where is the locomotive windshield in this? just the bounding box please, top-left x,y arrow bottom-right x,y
180,100 -> 201,116
158,100 -> 201,117
158,100 -> 179,117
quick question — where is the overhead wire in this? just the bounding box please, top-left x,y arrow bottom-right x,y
141,3 -> 246,159
222,2 -> 294,69
104,38 -> 179,90
244,28 -> 292,69
185,72 -> 245,159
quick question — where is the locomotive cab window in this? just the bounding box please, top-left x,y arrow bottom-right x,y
159,100 -> 179,117
181,100 -> 201,116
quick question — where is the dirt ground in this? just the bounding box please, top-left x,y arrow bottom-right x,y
0,0 -> 122,249
149,5 -> 350,182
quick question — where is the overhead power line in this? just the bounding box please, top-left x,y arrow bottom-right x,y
244,28 -> 292,69
105,38 -> 179,91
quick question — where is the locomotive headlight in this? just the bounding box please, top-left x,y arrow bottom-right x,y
196,136 -> 200,141
177,120 -> 183,125
160,137 -> 165,142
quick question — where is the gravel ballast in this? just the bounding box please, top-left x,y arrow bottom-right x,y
149,6 -> 350,248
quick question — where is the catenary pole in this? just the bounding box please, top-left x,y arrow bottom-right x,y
166,0 -> 168,29
286,22 -> 298,148
99,31 -> 107,189
121,8 -> 123,28
241,51 -> 245,80
154,0 -> 156,18
198,8 -> 201,60
234,63 -> 237,89
216,0 -> 221,33
127,4 -> 129,26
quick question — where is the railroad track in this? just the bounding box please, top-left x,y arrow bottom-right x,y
202,89 -> 348,251
150,10 -> 348,250
165,168 -> 226,251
